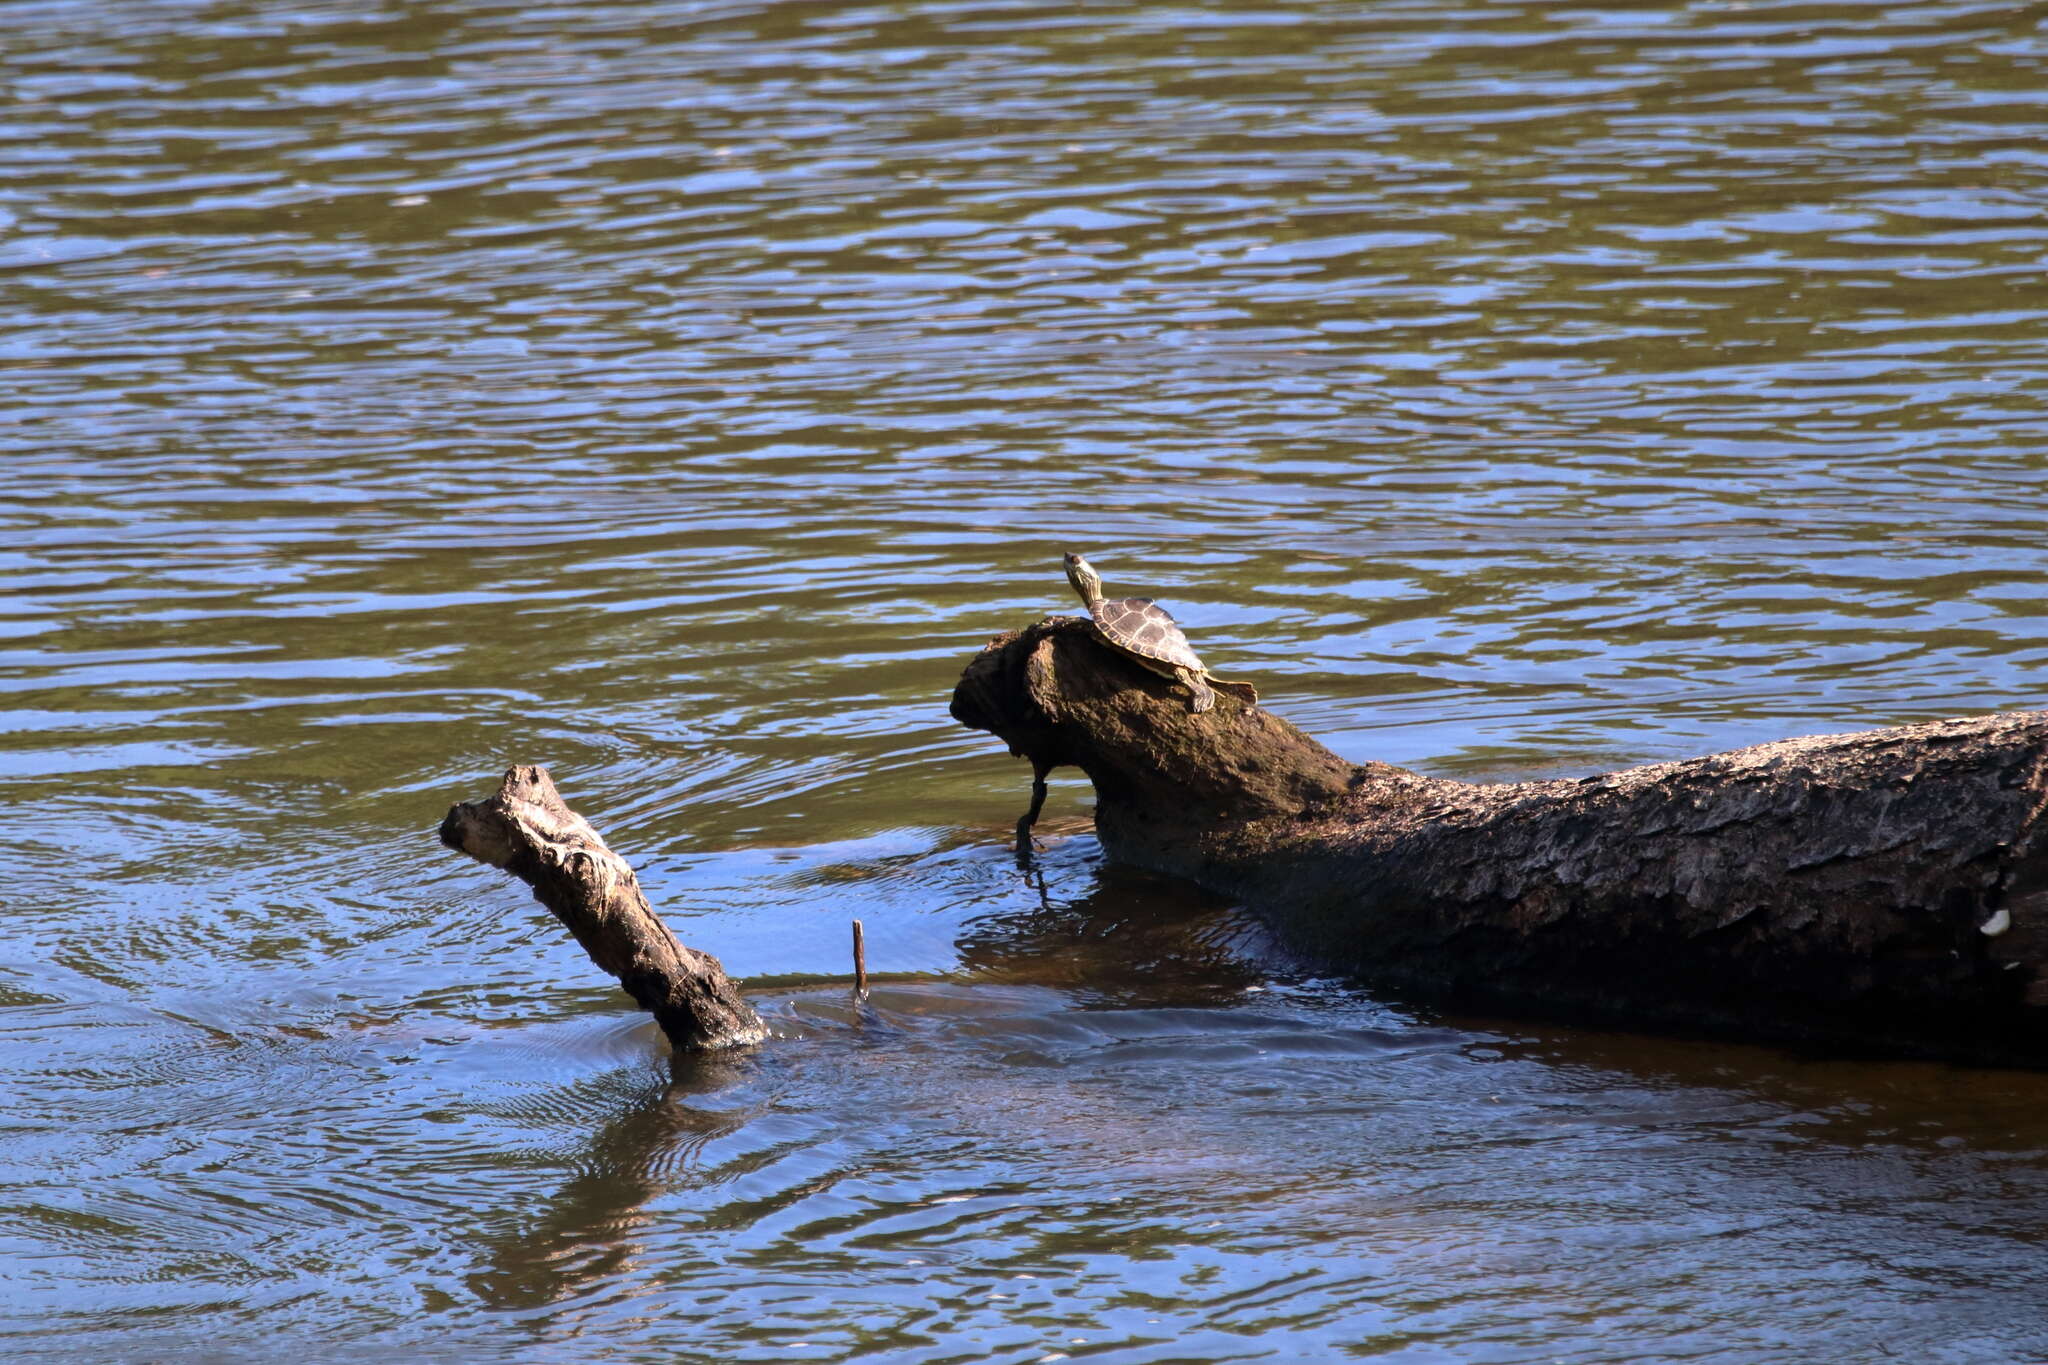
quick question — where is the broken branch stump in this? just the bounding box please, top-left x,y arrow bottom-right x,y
439,765 -> 766,1052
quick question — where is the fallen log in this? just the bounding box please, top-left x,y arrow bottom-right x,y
439,765 -> 766,1052
952,616 -> 2048,1063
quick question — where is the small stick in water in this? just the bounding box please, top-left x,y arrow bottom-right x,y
852,918 -> 869,998
1014,758 -> 1051,858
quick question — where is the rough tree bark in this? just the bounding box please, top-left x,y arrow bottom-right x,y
440,765 -> 766,1052
952,616 -> 2048,1063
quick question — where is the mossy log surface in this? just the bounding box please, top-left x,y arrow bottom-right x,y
952,616 -> 2048,1062
440,765 -> 766,1052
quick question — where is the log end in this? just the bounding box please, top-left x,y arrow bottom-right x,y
951,617 -> 1354,829
441,764 -> 602,872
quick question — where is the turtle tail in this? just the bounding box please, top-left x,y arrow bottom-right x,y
1177,668 -> 1216,713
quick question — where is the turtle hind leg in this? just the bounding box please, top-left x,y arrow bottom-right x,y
1175,667 -> 1215,713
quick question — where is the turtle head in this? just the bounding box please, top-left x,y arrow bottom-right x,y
1063,552 -> 1104,608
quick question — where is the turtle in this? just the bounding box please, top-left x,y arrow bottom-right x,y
1062,552 -> 1257,713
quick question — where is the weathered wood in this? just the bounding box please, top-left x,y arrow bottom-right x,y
439,765 -> 766,1052
952,616 -> 2048,1063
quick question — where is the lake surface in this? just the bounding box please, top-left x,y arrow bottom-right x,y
8,0 -> 2048,1358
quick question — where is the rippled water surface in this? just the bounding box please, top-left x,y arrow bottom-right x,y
9,0 -> 2048,1358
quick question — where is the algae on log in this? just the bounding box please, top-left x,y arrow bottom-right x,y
440,765 -> 767,1052
951,616 -> 2048,1063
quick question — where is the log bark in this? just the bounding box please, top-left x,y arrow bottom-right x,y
952,616 -> 2048,1063
439,765 -> 766,1052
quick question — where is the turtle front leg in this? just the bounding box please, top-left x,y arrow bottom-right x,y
1176,667 -> 1216,713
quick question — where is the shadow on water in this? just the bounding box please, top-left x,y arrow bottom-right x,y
467,838 -> 1280,1312
465,833 -> 2048,1360
953,841 -> 1274,1008
467,1048 -> 761,1311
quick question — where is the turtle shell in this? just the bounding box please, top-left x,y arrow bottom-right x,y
1090,596 -> 1206,672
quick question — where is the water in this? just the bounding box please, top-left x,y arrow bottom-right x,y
7,0 -> 2048,1358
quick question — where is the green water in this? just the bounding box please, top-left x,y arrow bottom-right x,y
7,0 -> 2048,1359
